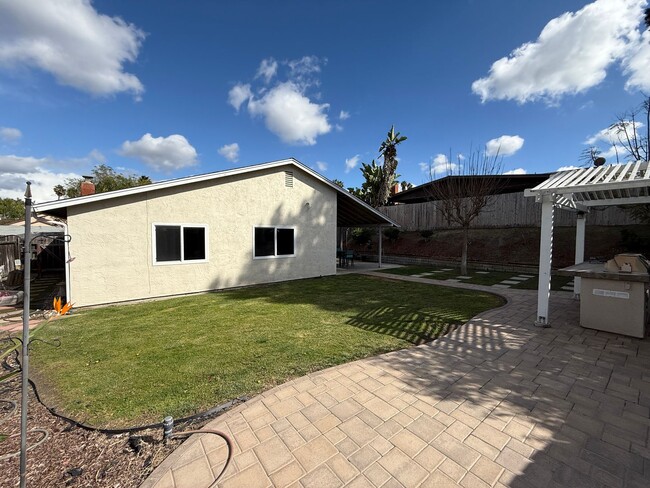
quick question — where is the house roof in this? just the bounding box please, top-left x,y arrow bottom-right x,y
34,158 -> 398,227
390,173 -> 553,204
524,161 -> 650,211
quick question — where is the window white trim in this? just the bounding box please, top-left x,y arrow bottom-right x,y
252,225 -> 296,260
152,223 -> 209,265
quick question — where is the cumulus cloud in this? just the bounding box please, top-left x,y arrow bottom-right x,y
420,154 -> 461,177
315,161 -> 327,172
0,126 -> 22,143
345,155 -> 360,173
472,0 -> 647,103
504,168 -> 527,175
120,133 -> 198,172
228,56 -> 332,145
247,82 -> 331,145
0,153 -> 89,201
255,58 -> 277,83
218,142 -> 239,163
339,110 -> 350,120
585,121 -> 643,160
228,83 -> 253,112
0,0 -> 145,98
557,165 -> 581,171
486,135 -> 524,157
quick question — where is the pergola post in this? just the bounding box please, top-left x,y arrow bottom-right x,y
378,225 -> 382,268
535,194 -> 555,327
574,211 -> 586,297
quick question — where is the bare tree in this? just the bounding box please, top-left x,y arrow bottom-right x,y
425,149 -> 503,275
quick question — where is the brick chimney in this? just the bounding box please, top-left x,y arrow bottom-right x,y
390,183 -> 400,196
80,176 -> 95,196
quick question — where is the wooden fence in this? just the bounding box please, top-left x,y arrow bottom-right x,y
379,192 -> 637,231
0,235 -> 20,277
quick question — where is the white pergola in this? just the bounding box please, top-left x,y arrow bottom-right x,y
524,161 -> 650,326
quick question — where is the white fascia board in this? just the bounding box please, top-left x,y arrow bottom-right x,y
33,157 -> 399,228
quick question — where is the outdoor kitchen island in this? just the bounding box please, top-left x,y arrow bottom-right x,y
559,254 -> 650,338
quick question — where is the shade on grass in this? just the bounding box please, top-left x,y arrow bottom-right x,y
30,274 -> 504,427
378,266 -> 573,290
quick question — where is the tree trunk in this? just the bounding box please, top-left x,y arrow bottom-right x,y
461,226 -> 469,275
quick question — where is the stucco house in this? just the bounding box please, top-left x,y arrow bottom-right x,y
34,158 -> 397,307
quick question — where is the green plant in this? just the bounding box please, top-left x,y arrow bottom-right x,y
351,227 -> 373,246
419,229 -> 434,241
383,227 -> 400,242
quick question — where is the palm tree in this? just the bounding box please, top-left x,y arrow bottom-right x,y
53,184 -> 66,200
377,126 -> 407,206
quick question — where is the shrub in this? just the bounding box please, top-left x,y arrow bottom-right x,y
419,229 -> 434,241
351,227 -> 374,246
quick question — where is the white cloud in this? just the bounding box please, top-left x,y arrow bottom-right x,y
0,126 -> 21,143
228,83 -> 253,112
504,168 -> 527,175
557,165 -> 581,171
120,133 -> 198,172
339,110 -> 350,120
345,155 -> 360,173
420,154 -> 460,177
287,55 -> 324,86
585,121 -> 642,145
315,161 -> 327,172
472,0 -> 646,103
229,56 -> 332,145
0,153 -> 87,201
623,26 -> 650,91
255,58 -> 278,83
486,135 -> 524,157
218,142 -> 239,163
0,0 -> 145,98
247,81 -> 331,145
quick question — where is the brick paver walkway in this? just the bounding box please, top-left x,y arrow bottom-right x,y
141,273 -> 650,488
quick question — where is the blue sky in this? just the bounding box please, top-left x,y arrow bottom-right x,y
1,0 -> 650,201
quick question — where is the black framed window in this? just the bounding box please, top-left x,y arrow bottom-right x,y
154,224 -> 207,263
254,227 -> 295,258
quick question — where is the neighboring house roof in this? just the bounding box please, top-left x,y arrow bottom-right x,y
390,173 -> 553,204
0,225 -> 63,237
34,158 -> 398,227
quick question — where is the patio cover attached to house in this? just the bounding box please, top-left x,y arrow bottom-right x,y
525,161 -> 650,326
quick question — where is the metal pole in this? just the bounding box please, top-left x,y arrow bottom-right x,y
378,226 -> 383,268
20,181 -> 32,488
535,194 -> 554,327
574,212 -> 586,297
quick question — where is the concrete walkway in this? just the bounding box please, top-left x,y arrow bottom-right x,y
142,273 -> 650,488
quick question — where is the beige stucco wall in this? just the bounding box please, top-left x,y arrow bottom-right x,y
66,165 -> 337,307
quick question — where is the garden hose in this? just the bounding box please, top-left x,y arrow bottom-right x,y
0,428 -> 49,461
168,429 -> 233,486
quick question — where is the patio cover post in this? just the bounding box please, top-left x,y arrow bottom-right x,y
378,225 -> 383,268
535,194 -> 554,327
574,211 -> 586,297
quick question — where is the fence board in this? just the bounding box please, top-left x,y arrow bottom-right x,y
379,192 -> 637,231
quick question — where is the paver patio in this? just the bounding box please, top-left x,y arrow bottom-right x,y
141,272 -> 650,488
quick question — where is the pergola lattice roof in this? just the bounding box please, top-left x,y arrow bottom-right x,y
524,161 -> 650,210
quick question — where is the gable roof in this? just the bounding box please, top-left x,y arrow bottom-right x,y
390,173 -> 553,204
34,158 -> 398,227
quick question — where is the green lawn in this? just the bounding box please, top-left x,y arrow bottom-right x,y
30,274 -> 503,428
378,266 -> 573,290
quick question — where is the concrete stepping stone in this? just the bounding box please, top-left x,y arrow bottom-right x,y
456,276 -> 472,280
518,274 -> 534,278
500,280 -> 520,285
445,279 -> 461,283
492,284 -> 511,288
475,271 -> 490,274
509,276 -> 530,281
440,268 -> 453,271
